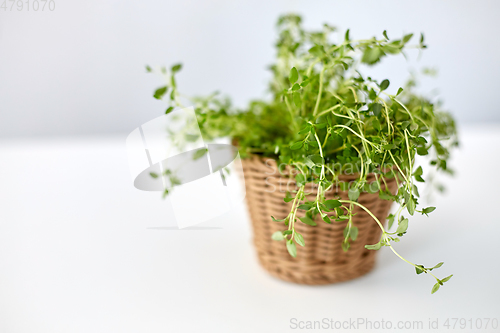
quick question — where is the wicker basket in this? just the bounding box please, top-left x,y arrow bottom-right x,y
241,155 -> 398,285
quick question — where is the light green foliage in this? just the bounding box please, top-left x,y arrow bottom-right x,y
271,231 -> 285,241
147,14 -> 457,293
192,148 -> 208,160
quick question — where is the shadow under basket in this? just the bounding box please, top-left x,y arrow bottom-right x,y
241,155 -> 398,285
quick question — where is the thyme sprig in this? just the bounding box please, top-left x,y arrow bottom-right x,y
148,14 -> 457,293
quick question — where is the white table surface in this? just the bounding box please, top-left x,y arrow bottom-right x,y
1,125 -> 499,333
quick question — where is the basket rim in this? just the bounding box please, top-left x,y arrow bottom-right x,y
241,153 -> 397,181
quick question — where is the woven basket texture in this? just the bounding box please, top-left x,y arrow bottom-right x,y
241,155 -> 398,285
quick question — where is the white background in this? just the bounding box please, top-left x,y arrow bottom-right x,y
1,0 -> 500,137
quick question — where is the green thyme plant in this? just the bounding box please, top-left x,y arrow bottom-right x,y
148,14 -> 458,294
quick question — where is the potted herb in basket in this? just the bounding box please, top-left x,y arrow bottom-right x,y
148,14 -> 458,293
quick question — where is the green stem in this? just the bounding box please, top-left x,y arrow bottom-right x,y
284,95 -> 299,131
313,131 -> 326,205
386,237 -> 440,282
322,131 -> 330,148
313,68 -> 325,116
315,104 -> 342,118
288,186 -> 304,239
333,125 -> 378,150
388,150 -> 409,184
339,199 -> 440,281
